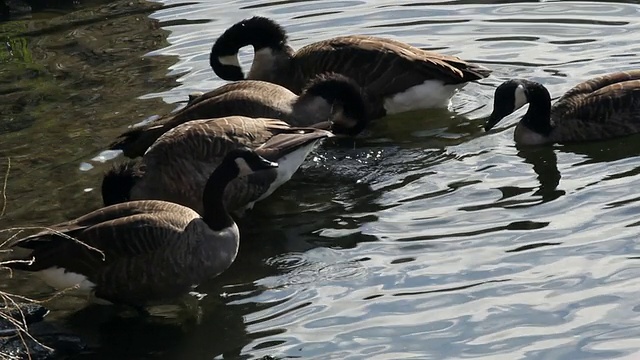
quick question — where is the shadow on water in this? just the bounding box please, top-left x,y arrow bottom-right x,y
0,1 -> 265,358
60,295 -> 254,359
560,132 -> 640,166
516,145 -> 563,203
364,102 -> 489,149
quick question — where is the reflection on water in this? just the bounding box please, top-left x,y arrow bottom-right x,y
3,0 -> 640,359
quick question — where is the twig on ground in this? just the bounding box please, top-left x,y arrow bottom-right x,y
1,157 -> 9,218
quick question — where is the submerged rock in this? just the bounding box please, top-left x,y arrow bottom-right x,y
0,302 -> 86,359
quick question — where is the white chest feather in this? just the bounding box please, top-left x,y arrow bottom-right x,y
36,267 -> 96,292
514,122 -> 551,145
383,80 -> 463,114
249,48 -> 276,78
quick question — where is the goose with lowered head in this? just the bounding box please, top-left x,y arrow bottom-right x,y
484,70 -> 640,145
102,116 -> 333,216
109,72 -> 369,158
5,148 -> 277,311
209,16 -> 491,119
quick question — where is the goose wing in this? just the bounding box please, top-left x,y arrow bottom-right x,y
224,126 -> 333,210
553,70 -> 640,118
170,81 -> 295,120
109,81 -> 297,158
144,117 -> 287,165
291,35 -> 490,96
134,117 -> 294,213
9,201 -> 197,277
550,79 -> 640,141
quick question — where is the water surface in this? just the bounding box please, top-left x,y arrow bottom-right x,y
2,0 -> 640,359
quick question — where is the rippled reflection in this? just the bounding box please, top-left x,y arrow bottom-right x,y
3,0 -> 640,359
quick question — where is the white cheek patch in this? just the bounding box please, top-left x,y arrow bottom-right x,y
218,54 -> 241,68
513,84 -> 528,110
234,158 -> 253,177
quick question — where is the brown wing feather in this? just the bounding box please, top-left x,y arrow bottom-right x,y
553,70 -> 640,118
550,78 -> 640,142
288,35 -> 490,95
131,116 -> 319,214
10,201 -> 198,279
144,117 -> 283,166
109,81 -> 298,158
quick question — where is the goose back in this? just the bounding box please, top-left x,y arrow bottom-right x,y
285,35 -> 489,95
8,149 -> 278,307
109,74 -> 367,158
210,17 -> 491,117
127,116 -> 332,215
7,201 -> 237,306
109,81 -> 297,158
546,70 -> 640,142
552,70 -> 640,119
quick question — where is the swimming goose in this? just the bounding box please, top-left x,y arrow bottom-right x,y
103,116 -> 333,215
109,73 -> 368,158
484,70 -> 640,145
209,16 -> 491,119
6,148 -> 277,309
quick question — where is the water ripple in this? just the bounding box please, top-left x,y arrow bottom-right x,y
6,0 -> 640,359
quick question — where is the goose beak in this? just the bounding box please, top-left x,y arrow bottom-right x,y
257,157 -> 279,171
484,112 -> 502,132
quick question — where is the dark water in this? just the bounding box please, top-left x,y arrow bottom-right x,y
3,0 -> 640,359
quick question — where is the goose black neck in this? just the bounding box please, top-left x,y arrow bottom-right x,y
201,160 -> 237,231
101,160 -> 142,206
210,17 -> 289,80
521,81 -> 553,136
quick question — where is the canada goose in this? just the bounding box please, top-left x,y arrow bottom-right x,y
5,148 -> 277,309
103,116 -> 333,215
484,70 -> 640,145
109,73 -> 368,159
209,16 -> 491,119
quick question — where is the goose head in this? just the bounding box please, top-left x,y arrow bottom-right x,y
485,78 -> 553,138
101,160 -> 144,206
231,147 -> 280,178
484,79 -> 531,132
202,147 -> 278,230
299,73 -> 370,137
210,16 -> 293,81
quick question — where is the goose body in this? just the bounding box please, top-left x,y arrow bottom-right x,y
485,70 -> 640,145
109,73 -> 368,159
103,116 -> 333,215
6,149 -> 277,308
210,16 -> 491,119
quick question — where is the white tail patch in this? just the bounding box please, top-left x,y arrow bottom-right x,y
36,267 -> 96,293
218,54 -> 241,68
383,80 -> 463,114
252,140 -> 322,205
513,84 -> 528,110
